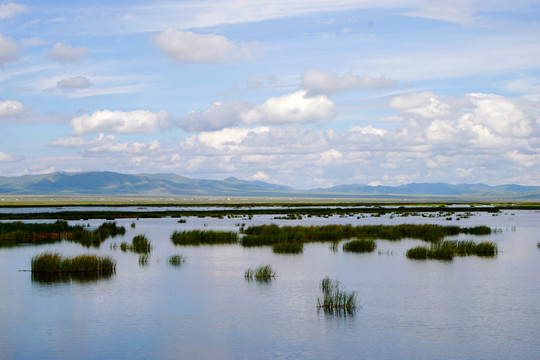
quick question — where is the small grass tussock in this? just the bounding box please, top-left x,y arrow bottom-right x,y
342,239 -> 376,253
245,265 -> 275,281
317,277 -> 357,314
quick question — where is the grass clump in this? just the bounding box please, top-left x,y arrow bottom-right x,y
406,240 -> 498,260
169,254 -> 185,266
343,239 -> 376,253
119,234 -> 152,253
171,230 -> 238,246
317,277 -> 357,314
31,252 -> 116,274
245,265 -> 275,281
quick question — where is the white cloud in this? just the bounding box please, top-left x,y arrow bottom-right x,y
71,109 -> 172,135
0,32 -> 18,67
178,91 -> 335,131
250,171 -> 270,182
56,76 -> 93,90
402,1 -> 480,25
153,29 -> 256,63
46,42 -> 88,64
0,2 -> 26,19
390,92 -> 451,119
466,93 -> 532,137
0,99 -> 26,118
241,90 -> 335,124
301,70 -> 397,95
178,101 -> 251,131
0,150 -> 16,162
51,134 -> 162,156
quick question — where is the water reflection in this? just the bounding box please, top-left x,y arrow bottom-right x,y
31,271 -> 115,285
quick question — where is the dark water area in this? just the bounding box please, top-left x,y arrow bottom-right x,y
1,210 -> 539,359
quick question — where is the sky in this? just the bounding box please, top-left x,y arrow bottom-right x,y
0,0 -> 539,189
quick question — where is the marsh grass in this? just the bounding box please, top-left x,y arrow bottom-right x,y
171,230 -> 238,246
241,224 -> 491,246
31,252 -> 116,274
131,235 -> 152,253
342,239 -> 376,253
272,242 -> 303,254
406,240 -> 498,260
169,254 -> 185,266
245,265 -> 275,281
317,277 -> 357,314
0,220 -> 125,248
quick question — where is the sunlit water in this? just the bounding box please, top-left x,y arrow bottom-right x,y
1,210 -> 539,359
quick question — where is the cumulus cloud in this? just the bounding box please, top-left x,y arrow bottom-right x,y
0,32 -> 18,67
51,134 -> 162,156
56,76 -> 93,90
154,29 -> 256,63
241,90 -> 335,125
178,90 -> 335,131
466,93 -> 531,137
0,99 -> 26,118
301,70 -> 397,95
0,2 -> 26,19
46,42 -> 88,64
390,91 -> 451,119
178,101 -> 251,132
71,109 -> 172,135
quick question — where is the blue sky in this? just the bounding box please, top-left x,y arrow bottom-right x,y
1,1 -> 539,189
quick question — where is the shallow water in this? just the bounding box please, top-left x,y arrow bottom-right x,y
1,210 -> 539,359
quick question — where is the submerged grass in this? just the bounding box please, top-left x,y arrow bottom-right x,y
272,242 -> 303,254
342,239 -> 376,253
169,254 -> 185,266
406,240 -> 498,260
31,252 -> 116,273
317,277 -> 357,314
171,230 -> 238,246
245,265 -> 275,281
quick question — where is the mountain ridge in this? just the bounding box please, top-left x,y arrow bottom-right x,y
0,171 -> 539,199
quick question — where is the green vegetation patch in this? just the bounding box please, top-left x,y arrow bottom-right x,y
171,230 -> 238,245
241,223 -> 491,246
342,239 -> 376,253
119,234 -> 152,254
245,265 -> 275,281
406,240 -> 498,260
317,277 -> 357,314
31,252 -> 116,274
0,220 -> 125,247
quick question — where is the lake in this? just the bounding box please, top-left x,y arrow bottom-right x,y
1,208 -> 539,359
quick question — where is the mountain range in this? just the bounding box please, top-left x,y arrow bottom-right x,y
0,171 -> 539,199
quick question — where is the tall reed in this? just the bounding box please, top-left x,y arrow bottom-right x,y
317,277 -> 357,313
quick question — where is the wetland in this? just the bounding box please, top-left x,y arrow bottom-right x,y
0,203 -> 539,359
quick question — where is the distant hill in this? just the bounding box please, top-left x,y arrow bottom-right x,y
0,171 -> 539,199
0,172 -> 293,197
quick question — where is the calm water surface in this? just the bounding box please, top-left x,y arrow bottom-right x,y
1,210 -> 539,359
